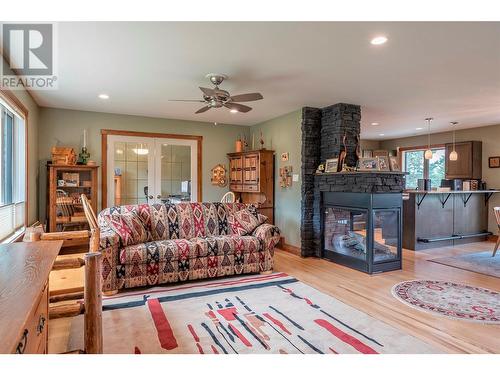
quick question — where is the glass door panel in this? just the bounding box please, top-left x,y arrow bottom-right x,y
107,135 -> 198,208
155,139 -> 197,203
108,136 -> 154,206
159,144 -> 192,203
324,207 -> 368,262
372,209 -> 401,263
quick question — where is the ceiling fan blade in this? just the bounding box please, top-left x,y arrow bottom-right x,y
224,102 -> 252,113
168,99 -> 206,102
195,106 -> 211,114
230,93 -> 263,102
199,87 -> 216,96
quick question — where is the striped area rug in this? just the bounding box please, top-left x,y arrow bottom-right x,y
69,273 -> 438,353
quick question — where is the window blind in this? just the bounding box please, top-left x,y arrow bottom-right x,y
0,97 -> 26,242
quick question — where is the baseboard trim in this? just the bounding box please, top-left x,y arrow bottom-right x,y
278,238 -> 301,257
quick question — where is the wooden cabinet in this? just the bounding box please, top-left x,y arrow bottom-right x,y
445,141 -> 482,180
228,150 -> 275,223
0,241 -> 61,354
47,164 -> 98,232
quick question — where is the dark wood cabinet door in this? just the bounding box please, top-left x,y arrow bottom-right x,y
445,142 -> 472,179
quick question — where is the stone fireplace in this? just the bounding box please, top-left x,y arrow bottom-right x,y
300,103 -> 405,273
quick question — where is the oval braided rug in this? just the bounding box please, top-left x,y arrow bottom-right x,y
391,280 -> 500,324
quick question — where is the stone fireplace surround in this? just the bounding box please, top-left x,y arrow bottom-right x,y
300,103 -> 405,258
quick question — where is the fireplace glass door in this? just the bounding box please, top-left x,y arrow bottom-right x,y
372,209 -> 400,263
323,206 -> 401,272
324,207 -> 368,262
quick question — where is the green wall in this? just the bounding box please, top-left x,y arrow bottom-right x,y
249,110 -> 302,248
38,107 -> 249,220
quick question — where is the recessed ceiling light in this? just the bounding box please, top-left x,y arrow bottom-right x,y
415,127 -> 423,130
370,36 -> 388,45
98,93 -> 109,100
371,122 -> 379,126
379,133 -> 385,136
230,109 -> 238,113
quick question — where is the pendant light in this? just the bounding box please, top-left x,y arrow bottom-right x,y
424,117 -> 433,160
449,121 -> 458,161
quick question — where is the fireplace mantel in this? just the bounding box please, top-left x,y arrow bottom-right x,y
317,171 -> 407,176
315,171 -> 405,194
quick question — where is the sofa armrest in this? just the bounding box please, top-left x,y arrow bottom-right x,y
252,223 -> 281,251
99,225 -> 120,250
98,226 -> 120,292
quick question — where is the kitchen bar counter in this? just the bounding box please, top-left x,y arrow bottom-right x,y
403,190 -> 499,250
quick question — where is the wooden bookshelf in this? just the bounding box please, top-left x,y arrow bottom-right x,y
46,164 -> 99,232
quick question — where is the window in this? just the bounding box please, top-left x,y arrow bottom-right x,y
0,96 -> 26,242
402,147 -> 445,189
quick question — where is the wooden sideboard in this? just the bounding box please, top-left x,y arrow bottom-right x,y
0,241 -> 62,354
228,150 -> 275,223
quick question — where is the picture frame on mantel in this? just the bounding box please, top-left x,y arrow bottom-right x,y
389,156 -> 401,171
358,157 -> 379,171
377,156 -> 390,171
324,158 -> 339,173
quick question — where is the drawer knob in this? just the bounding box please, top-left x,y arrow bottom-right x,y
37,315 -> 46,335
16,329 -> 28,354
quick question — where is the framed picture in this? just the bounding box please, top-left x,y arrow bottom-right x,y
62,172 -> 79,187
389,156 -> 400,171
373,150 -> 389,157
377,156 -> 390,171
362,150 -> 373,158
358,157 -> 379,171
489,156 -> 500,168
324,158 -> 339,173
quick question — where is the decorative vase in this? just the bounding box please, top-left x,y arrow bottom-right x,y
235,140 -> 243,153
78,147 -> 90,165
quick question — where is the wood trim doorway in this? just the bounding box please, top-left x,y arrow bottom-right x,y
101,129 -> 203,209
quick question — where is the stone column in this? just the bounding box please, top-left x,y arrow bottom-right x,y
320,103 -> 361,168
301,107 -> 321,257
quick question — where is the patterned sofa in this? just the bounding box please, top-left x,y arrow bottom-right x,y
97,202 -> 280,293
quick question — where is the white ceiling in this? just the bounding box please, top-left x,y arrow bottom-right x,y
28,22 -> 500,140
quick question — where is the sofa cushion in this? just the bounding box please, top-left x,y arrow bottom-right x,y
101,211 -> 149,247
228,208 -> 267,236
119,238 -> 197,265
118,235 -> 261,265
192,235 -> 261,257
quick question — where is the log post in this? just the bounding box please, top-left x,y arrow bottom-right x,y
89,227 -> 100,253
84,251 -> 103,354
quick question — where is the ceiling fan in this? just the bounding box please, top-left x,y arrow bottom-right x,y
169,73 -> 263,114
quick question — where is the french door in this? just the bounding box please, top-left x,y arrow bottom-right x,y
107,135 -> 198,207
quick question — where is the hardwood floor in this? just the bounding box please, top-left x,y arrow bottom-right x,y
274,242 -> 500,354
48,241 -> 500,354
